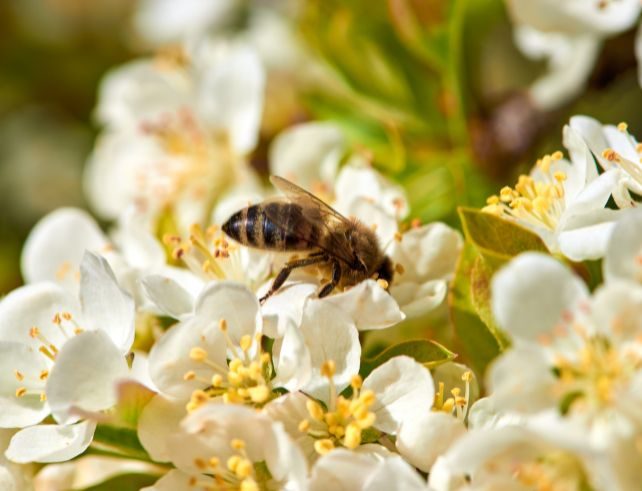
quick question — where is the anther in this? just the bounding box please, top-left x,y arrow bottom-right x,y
321,360 -> 336,378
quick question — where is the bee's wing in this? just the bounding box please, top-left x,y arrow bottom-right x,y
265,176 -> 358,265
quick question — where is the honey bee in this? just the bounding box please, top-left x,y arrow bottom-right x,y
222,176 -> 394,302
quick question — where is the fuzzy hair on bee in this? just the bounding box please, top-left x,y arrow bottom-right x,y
222,176 -> 394,302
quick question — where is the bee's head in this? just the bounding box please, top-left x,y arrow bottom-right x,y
375,256 -> 394,289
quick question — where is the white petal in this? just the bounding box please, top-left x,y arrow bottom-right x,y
46,330 -> 128,424
0,282 -> 80,349
21,208 -> 109,294
389,223 -> 463,283
141,274 -> 196,320
112,209 -> 165,269
6,421 -> 96,463
271,323 -> 312,392
269,122 -> 345,190
300,301 -> 361,401
310,449 -> 378,491
141,469 -> 214,491
137,395 -> 185,463
558,220 -> 617,261
94,59 -> 189,128
363,356 -> 435,435
0,342 -> 48,428
80,252 -> 135,353
335,163 -> 409,220
590,282 -> 642,343
261,281 -> 316,338
396,412 -> 466,472
319,280 -> 404,331
363,455 -> 427,491
604,207 -> 642,283
264,422 -> 308,490
148,318 -> 227,400
491,253 -> 588,342
193,281 -> 261,343
487,346 -> 556,413
134,0 -> 236,45
264,392 -> 319,463
390,280 -> 447,318
195,44 -> 264,154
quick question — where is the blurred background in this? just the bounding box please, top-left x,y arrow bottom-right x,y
2,0 -> 642,295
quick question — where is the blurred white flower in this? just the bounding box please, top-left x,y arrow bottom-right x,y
483,123 -> 621,260
141,403 -> 307,491
603,207 -> 642,284
85,40 -> 264,230
488,252 -> 642,482
0,429 -> 34,490
504,0 -> 641,110
428,425 -> 599,491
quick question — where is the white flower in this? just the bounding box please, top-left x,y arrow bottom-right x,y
483,123 -> 620,260
85,40 -> 264,230
504,0 -> 641,110
489,253 -> 642,464
0,430 -> 34,490
569,115 -> 642,208
265,356 -> 435,463
0,253 -> 135,463
427,425 -> 600,491
141,403 -> 307,491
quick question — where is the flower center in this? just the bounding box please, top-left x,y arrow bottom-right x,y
483,151 -> 566,231
511,450 -> 590,491
190,438 -> 265,491
14,312 -> 84,402
165,224 -> 261,287
298,361 -> 377,455
185,319 -> 274,412
433,370 -> 473,421
552,324 -> 642,416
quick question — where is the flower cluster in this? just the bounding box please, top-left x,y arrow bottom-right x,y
4,1 -> 642,490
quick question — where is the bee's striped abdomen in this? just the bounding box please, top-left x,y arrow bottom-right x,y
222,203 -> 316,251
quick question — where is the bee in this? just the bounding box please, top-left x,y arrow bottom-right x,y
222,176 -> 394,303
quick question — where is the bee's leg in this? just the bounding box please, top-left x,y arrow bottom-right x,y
318,260 -> 341,298
259,254 -> 328,304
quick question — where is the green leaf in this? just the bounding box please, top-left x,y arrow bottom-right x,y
93,425 -> 147,456
449,242 -> 508,376
74,473 -> 159,491
458,207 -> 549,259
359,339 -> 456,378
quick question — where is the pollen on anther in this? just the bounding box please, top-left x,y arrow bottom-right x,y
617,122 -> 628,132
395,263 -> 405,275
14,370 -> 24,381
15,387 -> 27,397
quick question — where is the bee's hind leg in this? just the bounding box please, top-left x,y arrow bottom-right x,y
318,261 -> 341,298
259,254 -> 328,304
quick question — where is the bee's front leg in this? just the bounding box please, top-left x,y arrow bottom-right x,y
259,254 -> 328,304
318,260 -> 341,298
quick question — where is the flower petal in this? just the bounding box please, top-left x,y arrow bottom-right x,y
46,330 -> 128,424
6,420 -> 96,463
558,220 -> 617,261
271,323 -> 312,392
0,282 -> 80,349
137,395 -> 185,463
319,280 -> 404,331
396,412 -> 466,472
0,342 -> 48,428
363,455 -> 426,491
21,208 -> 109,294
193,281 -> 261,344
300,301 -> 360,401
363,356 -> 435,435
491,253 -> 588,342
310,449 -> 378,491
80,252 -> 135,354
141,274 -> 197,320
390,280 -> 447,318
269,122 -> 344,190
604,207 -> 642,283
195,44 -> 264,154
261,281 -> 316,338
141,469 -> 214,491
